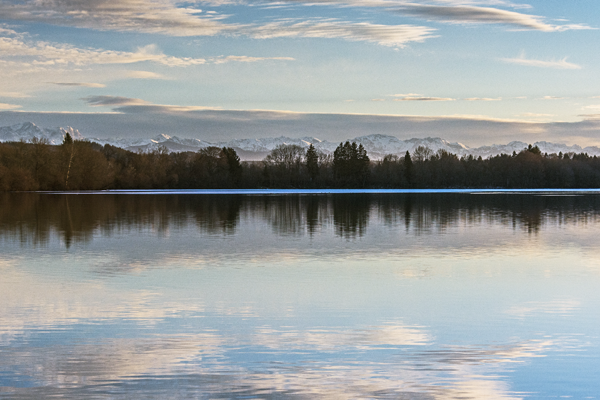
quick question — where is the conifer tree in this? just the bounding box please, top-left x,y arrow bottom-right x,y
404,151 -> 413,185
306,144 -> 319,182
222,147 -> 242,186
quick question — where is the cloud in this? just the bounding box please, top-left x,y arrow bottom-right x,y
211,55 -> 295,64
394,96 -> 455,101
248,21 -> 437,47
6,106 -> 600,147
50,82 -> 106,88
126,70 -> 168,79
242,0 -> 591,32
396,4 -> 566,31
0,0 -> 236,37
463,97 -> 501,101
519,112 -> 553,118
501,54 -> 582,70
391,93 -> 422,97
1,34 -> 298,74
82,95 -> 152,107
81,95 -> 220,112
0,102 -> 21,110
0,1 -> 437,47
0,37 -> 209,67
0,91 -> 30,98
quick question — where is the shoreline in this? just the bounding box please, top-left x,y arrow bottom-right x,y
24,188 -> 600,195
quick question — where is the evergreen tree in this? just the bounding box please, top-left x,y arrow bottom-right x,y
222,147 -> 242,186
356,143 -> 370,186
63,132 -> 73,145
333,141 -> 370,187
404,151 -> 413,185
62,132 -> 75,189
305,144 -> 319,182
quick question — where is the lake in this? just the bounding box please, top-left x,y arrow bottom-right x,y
1,191 -> 599,399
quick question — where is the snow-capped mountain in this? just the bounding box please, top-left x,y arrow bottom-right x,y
2,122 -> 600,160
0,122 -> 84,145
352,135 -> 470,158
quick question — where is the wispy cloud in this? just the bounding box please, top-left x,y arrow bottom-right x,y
0,37 -> 208,67
393,96 -> 455,101
0,1 -> 437,47
227,0 -> 591,32
249,21 -> 437,47
463,97 -> 501,101
82,96 -> 152,107
0,0 -> 236,37
0,102 -> 21,110
519,112 -> 553,118
0,35 -> 297,71
397,4 -> 558,31
81,95 -> 220,112
0,91 -> 31,98
50,82 -> 106,88
212,55 -> 295,64
126,71 -> 168,79
501,53 -> 582,70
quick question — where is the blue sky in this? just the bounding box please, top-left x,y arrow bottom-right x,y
1,0 -> 599,145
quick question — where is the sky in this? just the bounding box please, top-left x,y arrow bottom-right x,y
1,0 -> 600,146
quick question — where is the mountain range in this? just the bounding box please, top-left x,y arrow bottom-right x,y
2,122 -> 599,161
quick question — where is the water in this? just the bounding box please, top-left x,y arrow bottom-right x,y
1,192 -> 599,399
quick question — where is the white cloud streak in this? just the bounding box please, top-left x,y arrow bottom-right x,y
0,102 -> 21,110
0,91 -> 30,98
0,38 -> 208,67
207,0 -> 591,32
0,36 -> 296,70
0,0 -> 437,47
212,55 -> 295,64
394,96 -> 455,101
126,70 -> 168,79
463,97 -> 502,101
0,0 -> 236,37
249,20 -> 436,46
501,54 -> 582,69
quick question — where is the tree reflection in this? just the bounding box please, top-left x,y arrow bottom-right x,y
2,192 -> 600,248
332,195 -> 370,239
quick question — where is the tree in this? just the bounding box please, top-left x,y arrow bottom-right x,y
332,141 -> 370,187
305,144 -> 319,182
222,147 -> 242,186
62,132 -> 76,189
527,144 -> 542,156
404,151 -> 413,185
413,146 -> 432,163
263,144 -> 305,187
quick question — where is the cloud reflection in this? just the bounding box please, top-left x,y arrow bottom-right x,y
0,326 -> 570,399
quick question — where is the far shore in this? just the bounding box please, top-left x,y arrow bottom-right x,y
25,188 -> 600,195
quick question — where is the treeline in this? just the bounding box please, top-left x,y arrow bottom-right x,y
2,135 -> 600,191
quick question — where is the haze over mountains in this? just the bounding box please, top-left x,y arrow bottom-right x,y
2,122 -> 599,161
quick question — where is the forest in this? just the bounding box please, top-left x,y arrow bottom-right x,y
1,133 -> 600,191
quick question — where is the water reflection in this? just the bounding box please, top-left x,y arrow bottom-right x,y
2,193 -> 600,247
1,192 -> 600,398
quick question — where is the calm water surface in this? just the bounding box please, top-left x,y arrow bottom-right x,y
1,192 -> 599,399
